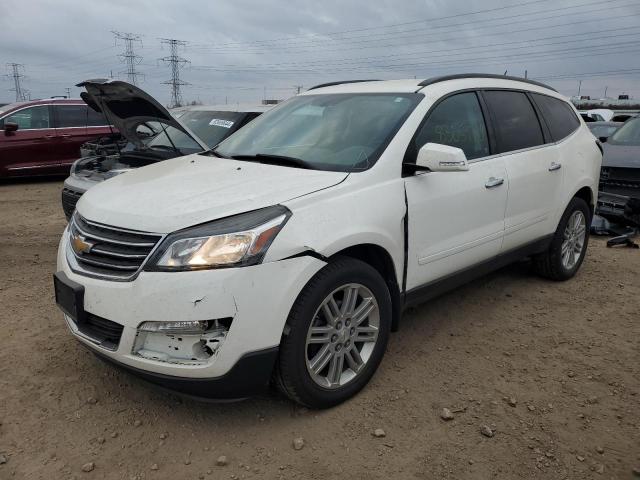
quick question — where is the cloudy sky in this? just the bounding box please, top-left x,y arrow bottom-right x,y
1,0 -> 639,106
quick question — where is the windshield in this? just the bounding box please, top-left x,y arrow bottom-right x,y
588,124 -> 619,138
179,110 -> 246,148
144,121 -> 204,155
215,93 -> 422,172
608,118 -> 640,146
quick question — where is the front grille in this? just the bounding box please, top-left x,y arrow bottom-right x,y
599,167 -> 640,197
69,214 -> 162,280
75,313 -> 124,350
62,188 -> 83,221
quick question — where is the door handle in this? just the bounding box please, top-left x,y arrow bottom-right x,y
549,162 -> 562,171
44,134 -> 57,139
60,134 -> 72,138
485,177 -> 504,188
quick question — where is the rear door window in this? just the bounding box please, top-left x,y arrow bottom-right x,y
530,93 -> 580,142
54,105 -> 90,128
2,105 -> 51,129
412,92 -> 490,160
84,108 -> 109,127
482,91 -> 544,153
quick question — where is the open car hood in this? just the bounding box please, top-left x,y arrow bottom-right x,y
76,79 -> 207,150
77,154 -> 349,233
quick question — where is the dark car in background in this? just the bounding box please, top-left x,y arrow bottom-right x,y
587,121 -> 622,142
61,79 -> 271,220
0,98 -> 111,177
597,117 -> 640,221
610,113 -> 638,123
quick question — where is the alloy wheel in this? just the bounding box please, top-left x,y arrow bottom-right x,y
561,210 -> 587,269
305,283 -> 380,389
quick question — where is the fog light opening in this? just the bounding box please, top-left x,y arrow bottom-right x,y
133,318 -> 232,365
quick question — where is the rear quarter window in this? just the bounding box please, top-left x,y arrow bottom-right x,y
482,90 -> 544,153
530,93 -> 580,142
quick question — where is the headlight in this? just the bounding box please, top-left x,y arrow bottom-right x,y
146,205 -> 291,271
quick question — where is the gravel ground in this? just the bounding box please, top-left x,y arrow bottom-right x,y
0,178 -> 639,480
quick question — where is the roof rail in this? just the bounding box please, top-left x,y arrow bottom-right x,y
307,79 -> 380,91
417,73 -> 557,92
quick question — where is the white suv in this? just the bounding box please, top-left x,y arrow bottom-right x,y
54,75 -> 601,408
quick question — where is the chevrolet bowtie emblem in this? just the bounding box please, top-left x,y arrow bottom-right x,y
72,233 -> 95,254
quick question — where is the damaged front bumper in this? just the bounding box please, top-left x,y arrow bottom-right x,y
55,230 -> 325,398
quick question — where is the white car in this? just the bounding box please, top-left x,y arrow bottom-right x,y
54,74 -> 601,408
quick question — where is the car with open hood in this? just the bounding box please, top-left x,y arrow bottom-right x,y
597,116 -> 640,221
0,97 -> 112,178
61,79 -> 270,220
54,75 -> 600,408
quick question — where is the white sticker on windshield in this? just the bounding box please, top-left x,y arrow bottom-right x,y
209,119 -> 234,128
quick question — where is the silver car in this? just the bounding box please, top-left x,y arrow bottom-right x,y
62,79 -> 270,220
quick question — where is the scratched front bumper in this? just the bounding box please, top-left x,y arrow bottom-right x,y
56,230 -> 325,379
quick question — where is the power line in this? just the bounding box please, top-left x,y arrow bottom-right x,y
5,63 -> 28,102
159,38 -> 189,108
533,67 -> 640,80
189,0 -> 635,54
113,31 -> 144,85
189,0 -> 560,49
189,26 -> 640,71
188,39 -> 640,75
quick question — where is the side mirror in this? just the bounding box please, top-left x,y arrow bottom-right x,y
599,136 -> 607,143
404,143 -> 469,174
4,122 -> 19,135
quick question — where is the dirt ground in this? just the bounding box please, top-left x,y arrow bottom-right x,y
0,178 -> 638,480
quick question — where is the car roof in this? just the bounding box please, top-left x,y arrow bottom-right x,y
0,98 -> 86,114
302,74 -> 560,98
172,103 -> 273,113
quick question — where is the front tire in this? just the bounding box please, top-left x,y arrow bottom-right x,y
275,256 -> 392,408
533,197 -> 591,281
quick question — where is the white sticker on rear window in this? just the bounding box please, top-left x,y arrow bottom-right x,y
209,119 -> 234,128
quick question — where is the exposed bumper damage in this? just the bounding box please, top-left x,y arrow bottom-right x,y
132,319 -> 231,365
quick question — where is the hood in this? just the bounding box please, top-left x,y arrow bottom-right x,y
76,79 -> 207,150
602,143 -> 640,168
76,155 -> 348,233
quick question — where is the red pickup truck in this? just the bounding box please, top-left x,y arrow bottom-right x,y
0,98 -> 113,178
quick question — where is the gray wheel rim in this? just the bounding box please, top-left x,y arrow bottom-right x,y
305,283 -> 380,389
561,210 -> 587,270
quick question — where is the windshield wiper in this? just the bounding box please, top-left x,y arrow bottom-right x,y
202,149 -> 229,158
229,153 -> 312,169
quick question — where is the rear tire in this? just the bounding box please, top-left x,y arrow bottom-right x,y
533,197 -> 591,281
275,256 -> 391,408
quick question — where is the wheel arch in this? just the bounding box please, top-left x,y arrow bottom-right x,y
330,243 -> 402,332
572,185 -> 595,216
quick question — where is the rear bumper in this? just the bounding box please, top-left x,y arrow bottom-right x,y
89,344 -> 279,400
